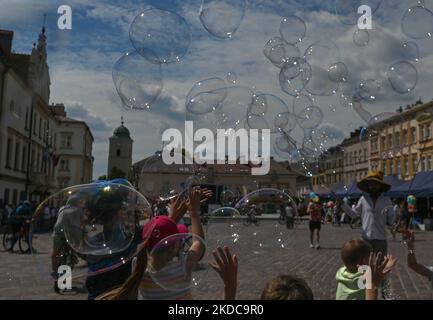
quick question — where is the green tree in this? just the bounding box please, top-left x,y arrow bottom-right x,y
98,175 -> 107,181
107,166 -> 126,180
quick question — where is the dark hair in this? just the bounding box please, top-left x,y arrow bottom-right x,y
341,239 -> 372,269
261,275 -> 314,300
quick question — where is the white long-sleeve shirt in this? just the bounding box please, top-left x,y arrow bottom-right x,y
342,194 -> 395,241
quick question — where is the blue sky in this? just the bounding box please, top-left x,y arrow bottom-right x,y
1,0 -> 433,179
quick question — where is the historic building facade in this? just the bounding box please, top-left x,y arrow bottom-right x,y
310,100 -> 433,192
0,28 -> 93,207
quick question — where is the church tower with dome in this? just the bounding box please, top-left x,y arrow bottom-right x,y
107,117 -> 133,178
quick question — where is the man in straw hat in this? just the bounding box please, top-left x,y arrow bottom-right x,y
337,171 -> 395,255
337,171 -> 397,299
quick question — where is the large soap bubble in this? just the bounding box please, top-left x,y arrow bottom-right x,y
264,37 -> 301,69
387,61 -> 418,94
246,93 -> 290,134
199,0 -> 247,39
130,9 -> 192,64
402,5 -> 433,40
279,58 -> 312,96
235,189 -> 297,254
296,106 -> 324,130
280,16 -> 307,45
185,77 -> 227,115
147,233 -> 207,292
112,51 -> 163,110
303,41 -> 340,96
30,182 -> 152,286
187,86 -> 254,136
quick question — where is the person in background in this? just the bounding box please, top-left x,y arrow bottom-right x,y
333,200 -> 342,227
50,206 -> 57,230
285,202 -> 295,229
43,205 -> 51,232
307,192 -> 322,249
390,199 -> 404,241
406,195 -> 417,232
338,172 -> 395,256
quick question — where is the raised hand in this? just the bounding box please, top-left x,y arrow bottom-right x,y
210,246 -> 238,300
169,196 -> 188,223
187,187 -> 202,216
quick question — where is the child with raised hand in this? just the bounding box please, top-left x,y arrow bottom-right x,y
336,238 -> 397,300
97,187 -> 206,300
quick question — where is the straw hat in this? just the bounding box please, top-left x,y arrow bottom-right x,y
357,171 -> 391,193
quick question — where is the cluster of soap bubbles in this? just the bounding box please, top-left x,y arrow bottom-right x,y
112,1 -> 248,111
112,8 -> 192,111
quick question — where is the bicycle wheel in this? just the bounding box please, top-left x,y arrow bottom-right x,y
19,233 -> 31,253
19,223 -> 32,254
2,228 -> 14,251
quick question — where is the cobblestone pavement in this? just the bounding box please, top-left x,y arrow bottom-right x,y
1,221 -> 432,300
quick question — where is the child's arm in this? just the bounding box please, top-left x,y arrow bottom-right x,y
210,246 -> 238,300
406,231 -> 433,279
185,188 -> 206,274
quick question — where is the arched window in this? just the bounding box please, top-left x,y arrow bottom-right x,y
116,149 -> 121,157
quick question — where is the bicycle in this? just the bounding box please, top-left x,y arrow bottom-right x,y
2,218 -> 33,253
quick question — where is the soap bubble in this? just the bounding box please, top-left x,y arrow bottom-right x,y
187,86 -> 254,136
359,79 -> 381,102
328,62 -> 349,83
293,94 -> 315,115
353,29 -> 370,47
130,9 -> 192,64
206,206 -> 242,248
31,182 -> 152,283
279,58 -> 312,96
147,233 -> 207,291
275,112 -> 298,133
296,106 -> 324,129
185,78 -> 227,115
264,37 -> 301,68
401,41 -> 420,63
402,5 -> 433,40
226,72 -> 237,84
304,41 -> 340,96
220,189 -> 236,206
387,61 -> 418,94
246,93 -> 290,134
112,51 -> 163,110
199,0 -> 247,39
279,16 -> 307,45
